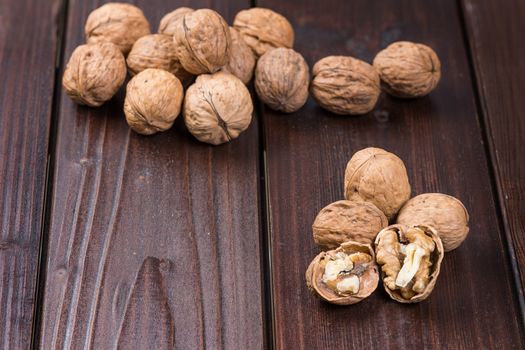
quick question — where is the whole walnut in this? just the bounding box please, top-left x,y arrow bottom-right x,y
172,9 -> 231,75
313,200 -> 388,249
396,193 -> 469,251
221,27 -> 256,84
124,69 -> 183,135
127,34 -> 193,85
255,48 -> 309,113
184,72 -> 253,145
85,3 -> 151,55
344,147 -> 411,220
158,7 -> 194,35
233,8 -> 294,57
62,42 -> 126,107
311,56 -> 380,115
373,41 -> 441,98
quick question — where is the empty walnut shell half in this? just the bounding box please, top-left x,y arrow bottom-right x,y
344,147 -> 411,220
85,3 -> 151,55
373,41 -> 441,98
233,7 -> 294,57
397,193 -> 469,252
306,241 -> 379,305
62,42 -> 126,107
221,27 -> 256,85
311,56 -> 380,115
375,224 -> 444,303
158,7 -> 194,36
313,200 -> 388,249
184,72 -> 253,145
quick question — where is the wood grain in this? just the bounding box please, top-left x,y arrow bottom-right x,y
258,0 -> 525,348
39,1 -> 265,349
461,0 -> 525,294
0,0 -> 61,348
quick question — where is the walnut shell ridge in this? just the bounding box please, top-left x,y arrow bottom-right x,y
311,56 -> 380,115
62,42 -> 126,107
124,69 -> 183,135
184,72 -> 253,145
255,48 -> 309,113
373,41 -> 441,98
85,2 -> 151,55
221,27 -> 256,85
158,7 -> 194,36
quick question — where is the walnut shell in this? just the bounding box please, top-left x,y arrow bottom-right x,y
305,241 -> 379,305
124,69 -> 183,135
254,48 -> 309,113
172,9 -> 231,75
313,200 -> 388,249
184,72 -> 253,145
158,7 -> 194,35
373,41 -> 441,98
396,193 -> 469,252
311,56 -> 380,115
85,3 -> 151,55
126,34 -> 193,85
62,42 -> 126,107
221,27 -> 256,85
344,147 -> 411,220
375,224 -> 444,303
233,8 -> 294,57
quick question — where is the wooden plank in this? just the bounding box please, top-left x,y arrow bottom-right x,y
0,0 -> 62,348
39,1 -> 265,349
460,0 -> 525,294
259,0 -> 525,348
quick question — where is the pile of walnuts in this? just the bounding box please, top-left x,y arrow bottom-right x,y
306,147 -> 469,304
62,3 -> 442,145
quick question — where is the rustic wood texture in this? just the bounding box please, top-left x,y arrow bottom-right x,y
258,0 -> 525,348
0,0 -> 61,348
461,0 -> 525,293
39,1 -> 265,349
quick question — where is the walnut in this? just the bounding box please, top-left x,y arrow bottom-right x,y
158,7 -> 194,35
62,42 -> 126,107
124,69 -> 183,135
375,224 -> 444,303
344,147 -> 411,220
396,193 -> 469,252
221,27 -> 256,84
126,34 -> 193,85
313,200 -> 388,249
310,56 -> 380,115
85,3 -> 151,55
172,9 -> 231,75
233,8 -> 294,57
373,41 -> 441,98
305,241 -> 379,305
254,48 -> 309,113
184,72 -> 253,145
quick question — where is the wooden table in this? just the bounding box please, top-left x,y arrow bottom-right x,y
1,0 -> 523,348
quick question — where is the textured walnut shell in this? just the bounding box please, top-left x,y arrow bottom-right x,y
184,72 -> 253,145
344,147 -> 411,220
85,3 -> 151,55
311,56 -> 380,115
305,241 -> 379,305
397,193 -> 469,251
124,69 -> 183,135
373,41 -> 441,98
255,48 -> 309,113
313,200 -> 388,249
374,224 -> 444,303
158,7 -> 194,35
126,34 -> 193,85
233,8 -> 294,57
172,9 -> 231,75
62,42 -> 126,107
221,27 -> 256,85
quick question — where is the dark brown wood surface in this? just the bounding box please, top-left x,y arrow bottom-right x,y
258,0 -> 525,348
